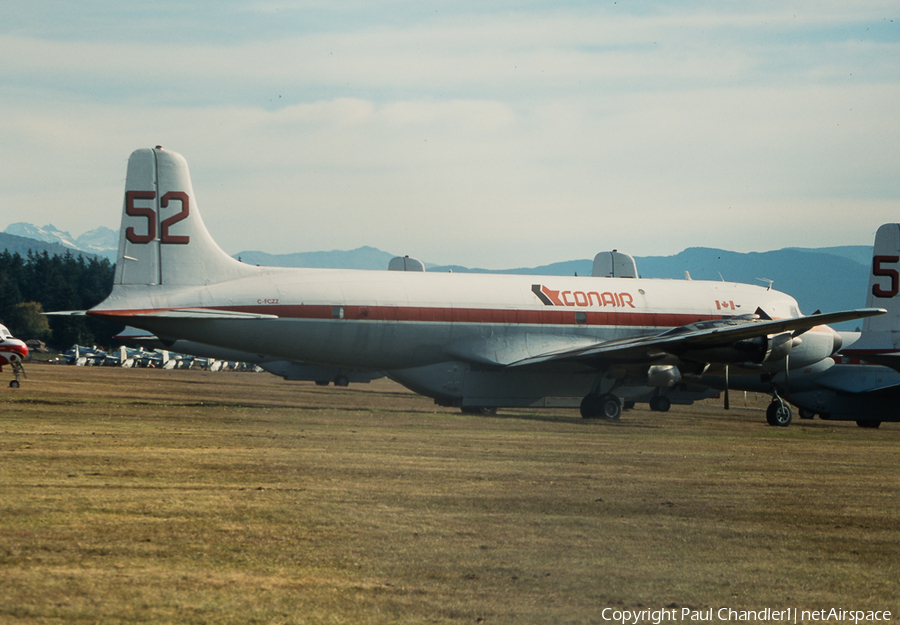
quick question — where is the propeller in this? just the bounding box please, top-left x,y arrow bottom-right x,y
724,365 -> 730,410
783,352 -> 790,401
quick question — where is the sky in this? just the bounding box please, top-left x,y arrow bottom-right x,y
1,2 -> 898,269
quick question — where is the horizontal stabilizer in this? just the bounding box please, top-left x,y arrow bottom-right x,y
90,308 -> 279,320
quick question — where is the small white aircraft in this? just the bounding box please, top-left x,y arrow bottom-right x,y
83,147 -> 883,419
0,324 -> 28,387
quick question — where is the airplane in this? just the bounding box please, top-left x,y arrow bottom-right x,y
79,147 -> 883,420
64,344 -> 132,367
0,324 -> 28,387
694,223 -> 900,428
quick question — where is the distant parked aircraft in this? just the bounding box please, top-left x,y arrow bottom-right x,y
81,147 -> 881,419
0,324 -> 28,387
115,326 -> 381,385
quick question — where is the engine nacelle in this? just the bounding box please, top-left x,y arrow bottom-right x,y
646,364 -> 682,388
778,326 -> 843,370
683,331 -> 801,366
685,327 -> 843,371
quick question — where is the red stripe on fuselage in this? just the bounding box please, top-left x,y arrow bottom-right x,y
89,304 -> 729,328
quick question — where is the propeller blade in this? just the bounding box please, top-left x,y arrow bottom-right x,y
784,353 -> 790,400
724,365 -> 730,411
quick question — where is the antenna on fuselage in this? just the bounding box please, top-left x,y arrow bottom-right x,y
756,277 -> 774,291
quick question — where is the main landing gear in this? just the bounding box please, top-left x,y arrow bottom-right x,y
580,393 -> 622,421
461,406 -> 499,416
314,375 -> 350,387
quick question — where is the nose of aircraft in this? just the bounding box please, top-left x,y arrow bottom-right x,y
2,339 -> 28,362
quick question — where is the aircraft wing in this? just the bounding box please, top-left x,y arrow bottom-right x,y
445,333 -> 602,367
817,377 -> 900,395
811,364 -> 900,395
507,308 -> 885,368
137,308 -> 280,319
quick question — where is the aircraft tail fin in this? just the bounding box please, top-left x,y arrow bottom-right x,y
864,224 -> 900,334
842,224 -> 900,360
115,147 -> 257,287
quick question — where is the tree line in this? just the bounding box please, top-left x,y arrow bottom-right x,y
0,250 -> 120,349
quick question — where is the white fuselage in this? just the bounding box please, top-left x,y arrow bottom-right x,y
94,266 -> 819,372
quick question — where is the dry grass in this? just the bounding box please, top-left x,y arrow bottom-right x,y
0,365 -> 898,624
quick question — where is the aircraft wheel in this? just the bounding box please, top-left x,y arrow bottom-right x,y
599,394 -> 622,421
799,408 -> 816,419
649,396 -> 671,412
334,375 -> 350,387
580,394 -> 601,419
315,380 -> 330,386
581,394 -> 622,420
580,393 -> 600,419
766,400 -> 792,427
856,420 -> 882,429
9,380 -> 19,388
461,406 -> 498,416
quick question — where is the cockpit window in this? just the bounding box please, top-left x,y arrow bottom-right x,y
0,325 -> 9,339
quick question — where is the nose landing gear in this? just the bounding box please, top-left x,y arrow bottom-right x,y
5,354 -> 25,388
766,394 -> 792,427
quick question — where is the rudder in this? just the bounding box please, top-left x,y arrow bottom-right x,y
115,147 -> 256,286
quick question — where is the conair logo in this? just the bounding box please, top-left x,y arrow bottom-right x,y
532,284 -> 636,308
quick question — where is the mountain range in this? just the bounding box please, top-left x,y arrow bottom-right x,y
2,223 -> 119,261
2,222 -> 873,330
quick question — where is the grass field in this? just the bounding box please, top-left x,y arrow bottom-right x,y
1,364 -> 898,624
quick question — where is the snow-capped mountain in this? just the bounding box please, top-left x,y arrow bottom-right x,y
74,227 -> 119,260
5,223 -> 79,249
2,223 -> 118,260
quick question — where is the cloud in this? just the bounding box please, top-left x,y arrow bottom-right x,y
0,2 -> 898,267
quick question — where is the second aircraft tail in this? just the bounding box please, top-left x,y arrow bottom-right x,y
864,224 -> 900,335
840,224 -> 900,359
